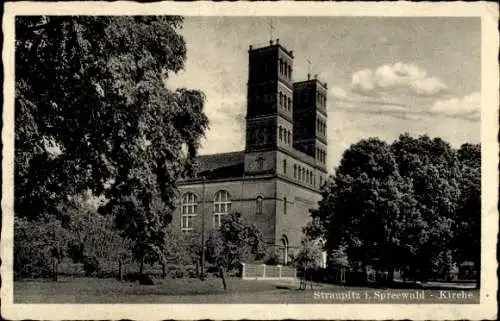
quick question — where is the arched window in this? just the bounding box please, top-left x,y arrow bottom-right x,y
284,63 -> 288,77
298,167 -> 301,180
256,196 -> 263,214
302,167 -> 306,181
293,164 -> 297,178
287,131 -> 291,145
287,97 -> 292,111
283,197 -> 287,215
288,66 -> 292,80
283,159 -> 287,174
279,126 -> 283,141
181,192 -> 198,232
213,190 -> 231,228
279,92 -> 283,107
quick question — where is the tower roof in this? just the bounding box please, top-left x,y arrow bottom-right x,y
248,39 -> 294,58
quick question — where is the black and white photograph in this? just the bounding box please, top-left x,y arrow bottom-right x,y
1,2 -> 498,320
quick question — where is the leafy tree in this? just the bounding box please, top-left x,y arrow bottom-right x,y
206,212 -> 266,273
62,197 -> 134,278
295,239 -> 323,271
454,144 -> 481,270
307,134 -> 479,282
15,16 -> 209,268
391,134 -> 462,280
14,216 -> 70,280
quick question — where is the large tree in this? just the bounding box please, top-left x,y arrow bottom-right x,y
15,16 -> 208,264
307,134 -> 480,282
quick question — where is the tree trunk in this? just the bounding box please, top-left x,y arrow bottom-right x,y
139,258 -> 144,275
118,260 -> 123,281
52,258 -> 58,281
219,266 -> 227,291
388,268 -> 395,285
161,261 -> 166,279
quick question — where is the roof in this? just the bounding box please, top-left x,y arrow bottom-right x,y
192,151 -> 245,180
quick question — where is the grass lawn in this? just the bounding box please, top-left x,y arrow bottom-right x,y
14,277 -> 480,304
14,276 -> 286,303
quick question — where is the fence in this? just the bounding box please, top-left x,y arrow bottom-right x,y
241,263 -> 297,280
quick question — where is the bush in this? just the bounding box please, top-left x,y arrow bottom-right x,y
82,256 -> 99,276
14,216 -> 70,279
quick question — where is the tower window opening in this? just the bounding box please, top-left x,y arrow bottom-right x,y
283,159 -> 287,174
294,164 -> 297,178
284,197 -> 287,215
279,126 -> 283,141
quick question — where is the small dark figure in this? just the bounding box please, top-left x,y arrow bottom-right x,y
299,269 -> 314,290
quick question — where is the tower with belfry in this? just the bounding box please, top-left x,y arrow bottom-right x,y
175,38 -> 329,264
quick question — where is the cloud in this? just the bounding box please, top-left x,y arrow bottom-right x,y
328,86 -> 422,120
429,92 -> 480,121
351,62 -> 447,97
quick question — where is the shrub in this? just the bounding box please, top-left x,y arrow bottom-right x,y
82,256 -> 99,276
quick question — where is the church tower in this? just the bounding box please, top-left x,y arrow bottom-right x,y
244,39 -> 295,175
293,75 -> 328,174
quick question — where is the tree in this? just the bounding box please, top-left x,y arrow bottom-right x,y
62,196 -> 134,278
15,16 -> 209,268
454,144 -> 481,273
14,216 -> 70,280
206,212 -> 266,273
306,134 -> 478,283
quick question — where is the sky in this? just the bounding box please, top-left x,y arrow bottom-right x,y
167,16 -> 481,172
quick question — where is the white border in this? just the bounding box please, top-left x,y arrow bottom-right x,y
2,2 -> 499,320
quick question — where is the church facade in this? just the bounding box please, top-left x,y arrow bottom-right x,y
173,39 -> 329,263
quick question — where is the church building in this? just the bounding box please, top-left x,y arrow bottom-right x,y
173,39 -> 329,263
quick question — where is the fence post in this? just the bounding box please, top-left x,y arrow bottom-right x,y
241,263 -> 246,279
262,264 -> 266,278
278,265 -> 282,278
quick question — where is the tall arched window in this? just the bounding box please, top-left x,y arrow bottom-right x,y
302,167 -> 306,181
213,190 -> 231,228
181,192 -> 198,232
279,92 -> 283,107
283,197 -> 287,215
256,196 -> 263,214
287,132 -> 291,145
283,159 -> 287,174
287,97 -> 292,111
279,126 -> 283,141
293,164 -> 297,178
281,236 -> 289,265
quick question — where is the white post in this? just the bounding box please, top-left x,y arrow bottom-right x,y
241,263 -> 246,279
262,264 -> 266,278
278,265 -> 282,278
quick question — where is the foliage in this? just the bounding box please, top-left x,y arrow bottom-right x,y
307,133 -> 480,281
15,16 -> 209,270
295,239 -> 323,271
206,212 -> 266,272
14,216 -> 70,279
